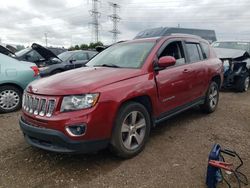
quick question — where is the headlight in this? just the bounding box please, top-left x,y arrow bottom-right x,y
60,94 -> 99,112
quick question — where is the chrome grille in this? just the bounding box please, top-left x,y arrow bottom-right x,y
39,99 -> 46,117
22,93 -> 56,117
29,96 -> 33,114
33,98 -> 39,115
46,100 -> 56,117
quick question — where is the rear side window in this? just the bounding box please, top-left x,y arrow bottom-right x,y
186,43 -> 201,62
201,42 -> 210,59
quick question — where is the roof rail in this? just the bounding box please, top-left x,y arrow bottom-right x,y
170,33 -> 202,38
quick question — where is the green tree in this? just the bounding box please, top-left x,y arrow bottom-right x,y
80,44 -> 89,50
74,45 -> 80,50
68,46 -> 75,51
88,42 -> 104,49
69,42 -> 104,51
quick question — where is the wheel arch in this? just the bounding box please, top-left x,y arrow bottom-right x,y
0,83 -> 24,93
114,95 -> 154,127
211,74 -> 222,88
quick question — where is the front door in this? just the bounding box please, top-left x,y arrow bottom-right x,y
155,40 -> 192,112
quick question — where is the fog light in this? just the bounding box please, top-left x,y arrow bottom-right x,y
65,125 -> 86,137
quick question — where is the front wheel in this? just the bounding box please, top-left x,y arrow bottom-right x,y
200,81 -> 219,113
110,102 -> 151,159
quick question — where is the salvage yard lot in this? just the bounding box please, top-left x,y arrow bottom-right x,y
0,91 -> 249,188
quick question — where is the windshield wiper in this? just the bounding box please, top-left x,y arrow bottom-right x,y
94,63 -> 120,68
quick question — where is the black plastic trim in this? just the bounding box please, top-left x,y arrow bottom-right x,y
19,118 -> 109,153
155,97 -> 205,124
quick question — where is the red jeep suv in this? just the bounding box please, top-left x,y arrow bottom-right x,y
20,35 -> 223,158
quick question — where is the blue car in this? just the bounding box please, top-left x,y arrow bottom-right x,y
0,53 -> 39,113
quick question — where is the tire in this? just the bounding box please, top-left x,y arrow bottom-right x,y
235,73 -> 249,92
110,102 -> 151,159
200,81 -> 219,113
0,85 -> 22,113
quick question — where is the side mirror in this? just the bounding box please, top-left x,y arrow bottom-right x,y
69,59 -> 76,63
158,56 -> 176,68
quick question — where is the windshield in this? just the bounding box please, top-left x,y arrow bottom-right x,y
212,42 -> 250,52
57,51 -> 74,61
87,41 -> 155,68
15,47 -> 31,57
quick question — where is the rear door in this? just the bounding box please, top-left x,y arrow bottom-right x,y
154,39 -> 193,112
184,41 -> 208,100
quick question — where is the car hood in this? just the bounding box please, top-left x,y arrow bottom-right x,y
31,43 -> 59,61
27,67 -> 144,95
214,47 -> 250,61
0,45 -> 16,56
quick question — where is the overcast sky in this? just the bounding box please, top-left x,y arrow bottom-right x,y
0,0 -> 250,47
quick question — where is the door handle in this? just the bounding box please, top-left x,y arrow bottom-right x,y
183,69 -> 189,73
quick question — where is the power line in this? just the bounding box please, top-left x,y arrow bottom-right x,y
108,2 -> 121,43
44,33 -> 48,47
89,0 -> 100,42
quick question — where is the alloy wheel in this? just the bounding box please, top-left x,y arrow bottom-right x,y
121,111 -> 146,150
209,85 -> 218,109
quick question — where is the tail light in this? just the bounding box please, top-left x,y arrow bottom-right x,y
31,66 -> 39,77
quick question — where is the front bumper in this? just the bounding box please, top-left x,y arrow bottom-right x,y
19,117 -> 109,153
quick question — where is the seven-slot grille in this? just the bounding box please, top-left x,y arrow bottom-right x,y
22,93 -> 56,117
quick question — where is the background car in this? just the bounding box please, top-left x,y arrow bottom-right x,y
214,47 -> 250,92
0,53 -> 39,113
15,43 -> 66,67
212,41 -> 250,54
47,47 -> 67,56
0,45 -> 16,57
39,50 -> 97,77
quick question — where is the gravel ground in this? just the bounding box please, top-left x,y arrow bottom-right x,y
0,91 -> 249,188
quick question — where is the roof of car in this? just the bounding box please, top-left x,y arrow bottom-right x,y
214,41 -> 250,43
68,50 -> 97,53
128,34 -> 207,43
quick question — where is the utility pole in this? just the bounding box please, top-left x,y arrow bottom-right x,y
44,33 -> 48,47
89,0 -> 100,43
108,2 -> 121,43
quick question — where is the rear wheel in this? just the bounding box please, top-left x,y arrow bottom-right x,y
236,73 -> 249,92
0,86 -> 22,113
200,81 -> 219,113
110,102 -> 151,158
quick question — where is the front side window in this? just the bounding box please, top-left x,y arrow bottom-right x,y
87,41 -> 155,68
159,41 -> 186,66
186,43 -> 201,62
